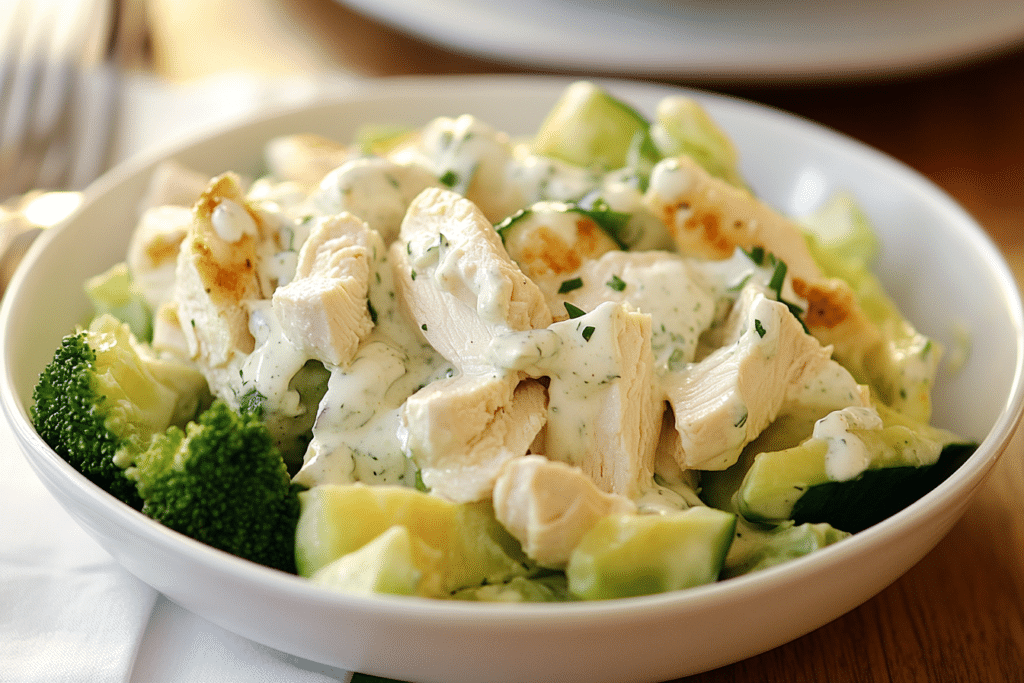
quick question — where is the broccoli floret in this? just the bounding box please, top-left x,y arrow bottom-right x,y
31,314 -> 207,509
127,400 -> 303,573
32,315 -> 303,572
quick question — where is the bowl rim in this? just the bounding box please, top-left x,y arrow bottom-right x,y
2,73 -> 1023,627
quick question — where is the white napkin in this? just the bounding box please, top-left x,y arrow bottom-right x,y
0,423 -> 155,683
0,71 -> 371,683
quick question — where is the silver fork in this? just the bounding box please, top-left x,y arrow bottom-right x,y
0,0 -> 147,200
0,0 -> 147,292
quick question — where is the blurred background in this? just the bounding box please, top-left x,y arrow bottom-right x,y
2,0 -> 1023,680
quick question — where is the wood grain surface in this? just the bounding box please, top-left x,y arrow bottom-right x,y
146,1 -> 1024,679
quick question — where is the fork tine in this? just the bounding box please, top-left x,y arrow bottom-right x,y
0,0 -> 112,199
0,1 -> 48,197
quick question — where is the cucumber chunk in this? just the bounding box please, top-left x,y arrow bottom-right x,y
533,81 -> 660,172
566,507 -> 736,600
789,442 -> 976,532
650,95 -> 746,188
737,440 -> 976,533
295,483 -> 531,597
309,525 -> 422,596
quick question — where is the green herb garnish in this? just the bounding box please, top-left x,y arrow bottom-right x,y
564,302 -> 586,319
559,277 -> 584,294
606,274 -> 627,292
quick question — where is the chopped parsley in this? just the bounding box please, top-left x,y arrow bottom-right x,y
581,326 -> 596,342
559,277 -> 584,294
606,274 -> 627,292
741,248 -> 808,332
754,319 -> 766,338
564,302 -> 586,319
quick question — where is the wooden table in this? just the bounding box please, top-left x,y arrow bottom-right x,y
146,0 -> 1024,679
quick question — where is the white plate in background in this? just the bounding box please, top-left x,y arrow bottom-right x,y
336,0 -> 1024,81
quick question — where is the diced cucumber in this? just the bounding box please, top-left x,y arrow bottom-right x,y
450,573 -> 570,602
309,525 -> 423,596
565,507 -> 736,600
789,443 -> 976,533
737,437 -> 976,533
295,484 -> 531,597
85,262 -> 153,343
721,518 -> 850,579
649,95 -> 746,188
533,81 -> 660,173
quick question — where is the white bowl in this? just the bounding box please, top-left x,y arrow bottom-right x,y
2,75 -> 1022,683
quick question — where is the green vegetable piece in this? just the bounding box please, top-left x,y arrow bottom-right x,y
31,314 -> 207,509
789,443 -> 976,533
737,415 -> 974,532
564,302 -> 586,319
295,484 -> 532,598
566,507 -> 736,600
85,262 -> 153,342
353,123 -> 414,157
801,191 -> 879,267
721,518 -> 850,579
128,400 -> 303,573
559,277 -> 584,294
533,81 -> 660,172
606,274 -> 626,292
650,95 -> 746,188
310,526 -> 422,596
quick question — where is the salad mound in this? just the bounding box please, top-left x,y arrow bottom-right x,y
32,82 -> 974,600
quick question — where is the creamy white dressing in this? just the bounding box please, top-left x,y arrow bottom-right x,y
813,406 -> 884,481
538,303 -> 633,460
210,198 -> 258,243
294,233 -> 451,488
311,158 -> 438,244
648,157 -> 698,201
505,150 -> 603,204
239,300 -> 309,419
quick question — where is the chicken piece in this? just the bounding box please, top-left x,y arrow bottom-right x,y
492,455 -> 636,569
532,301 -> 661,499
150,301 -> 191,360
665,285 -> 866,471
174,173 -> 265,398
293,233 -> 452,490
499,202 -> 620,287
388,115 -> 522,222
127,204 -> 192,309
312,157 -> 440,245
391,187 -> 553,374
555,250 -> 716,372
642,159 -> 897,416
791,275 -> 885,368
263,133 -> 353,188
643,155 -> 821,283
402,375 -> 548,503
272,213 -> 376,367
